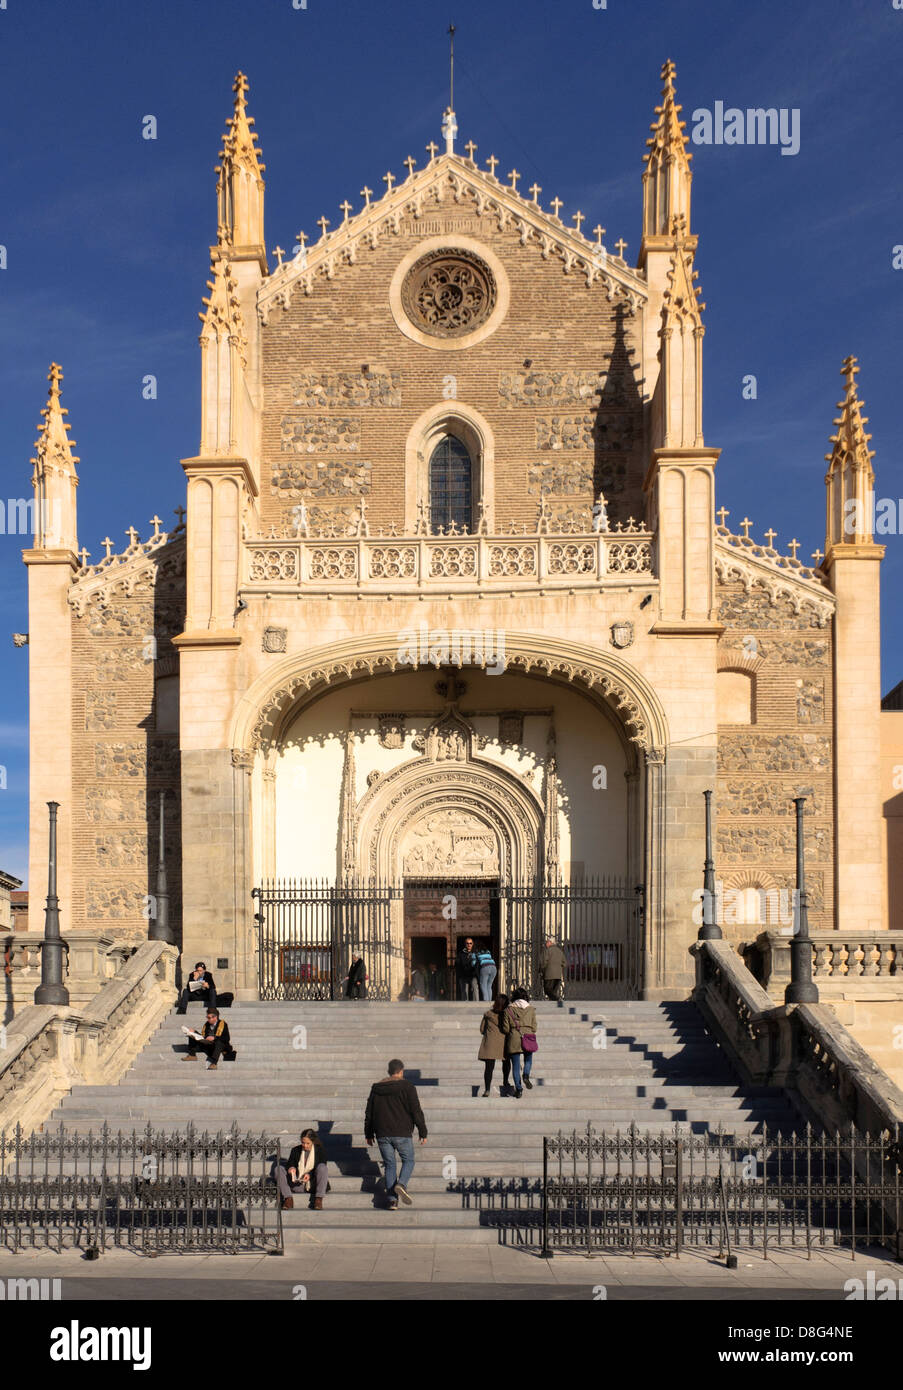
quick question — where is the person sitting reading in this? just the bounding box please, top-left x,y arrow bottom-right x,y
182,1008 -> 231,1070
176,962 -> 217,1015
275,1129 -> 329,1210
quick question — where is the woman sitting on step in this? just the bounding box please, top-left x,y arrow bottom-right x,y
275,1128 -> 330,1210
478,994 -> 512,1097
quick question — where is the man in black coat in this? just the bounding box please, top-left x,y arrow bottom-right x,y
176,961 -> 217,1014
456,937 -> 479,1001
345,954 -> 366,1000
182,1008 -> 231,1070
365,1059 -> 428,1209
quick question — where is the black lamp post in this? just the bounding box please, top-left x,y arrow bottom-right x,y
698,789 -> 722,940
149,789 -> 176,945
34,801 -> 69,1006
785,796 -> 818,1005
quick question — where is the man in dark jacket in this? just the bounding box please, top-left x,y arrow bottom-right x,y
365,1059 -> 428,1209
176,961 -> 217,1015
539,936 -> 568,1000
456,937 -> 479,1001
183,1008 -> 231,1070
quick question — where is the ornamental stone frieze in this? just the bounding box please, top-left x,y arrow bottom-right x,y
717,732 -> 831,774
290,369 -> 401,408
84,785 -> 146,823
720,781 -> 823,817
257,158 -> 646,321
714,533 -> 834,629
717,634 -> 831,666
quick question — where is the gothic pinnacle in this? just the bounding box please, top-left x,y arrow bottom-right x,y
32,363 -> 79,469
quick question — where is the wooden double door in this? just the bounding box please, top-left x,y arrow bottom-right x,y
403,879 -> 500,1000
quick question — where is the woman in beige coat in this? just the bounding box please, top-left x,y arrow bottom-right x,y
501,987 -> 538,1098
478,994 -> 511,1097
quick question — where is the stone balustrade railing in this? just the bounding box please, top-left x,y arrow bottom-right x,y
752,930 -> 903,992
244,529 -> 655,595
3,931 -> 142,1015
0,941 -> 178,1135
692,939 -> 903,1136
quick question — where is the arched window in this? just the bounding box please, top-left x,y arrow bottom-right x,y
429,435 -> 472,533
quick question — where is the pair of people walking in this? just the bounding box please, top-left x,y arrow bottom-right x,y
478,987 -> 538,1098
457,937 -> 497,1001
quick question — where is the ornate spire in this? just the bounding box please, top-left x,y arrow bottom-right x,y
215,71 -> 266,262
661,217 -> 705,329
30,363 -> 79,550
824,356 -> 877,550
642,59 -> 693,242
198,257 -> 249,455
199,256 -> 247,363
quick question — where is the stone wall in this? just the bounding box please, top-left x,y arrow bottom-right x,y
260,193 -> 646,534
715,579 -> 835,931
68,540 -> 185,938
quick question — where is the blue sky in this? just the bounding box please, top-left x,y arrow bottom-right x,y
1,0 -> 900,884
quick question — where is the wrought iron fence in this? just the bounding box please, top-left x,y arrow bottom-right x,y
542,1123 -> 902,1258
252,877 -> 642,1001
0,1124 -> 284,1254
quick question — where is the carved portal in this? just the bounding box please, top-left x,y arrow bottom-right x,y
401,809 -> 500,877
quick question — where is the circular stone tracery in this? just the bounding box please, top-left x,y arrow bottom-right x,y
401,248 -> 497,338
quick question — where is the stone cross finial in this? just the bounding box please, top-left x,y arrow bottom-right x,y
125,526 -> 139,548
79,547 -> 90,567
485,154 -> 499,176
716,506 -> 729,527
425,141 -> 439,159
360,186 -> 373,207
593,225 -> 606,245
102,536 -> 114,559
382,171 -> 396,192
317,216 -> 330,239
174,505 -> 186,527
464,140 -> 477,160
507,169 -> 521,190
403,157 -> 416,177
272,246 -> 284,267
296,229 -> 309,247
550,197 -> 563,218
150,515 -> 163,538
339,200 -> 353,221
572,210 -> 585,233
528,182 -> 541,204
811,548 -> 824,566
764,527 -> 777,548
615,238 -> 628,259
788,538 -> 800,560
739,516 -> 753,539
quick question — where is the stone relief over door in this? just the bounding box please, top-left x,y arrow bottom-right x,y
402,809 -> 500,877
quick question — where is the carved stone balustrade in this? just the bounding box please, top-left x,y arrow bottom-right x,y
753,930 -> 903,997
2,930 -> 142,1015
692,939 -> 903,1135
0,941 -> 178,1135
244,527 -> 655,596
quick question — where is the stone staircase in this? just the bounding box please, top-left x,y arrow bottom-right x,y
47,1000 -> 804,1245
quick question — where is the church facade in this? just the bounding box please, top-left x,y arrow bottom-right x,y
23,64 -> 886,1002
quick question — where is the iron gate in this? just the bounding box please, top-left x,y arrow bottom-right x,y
252,877 -> 643,1001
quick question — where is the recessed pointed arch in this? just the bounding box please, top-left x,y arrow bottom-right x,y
404,400 -> 496,532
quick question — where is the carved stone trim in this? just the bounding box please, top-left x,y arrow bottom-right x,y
232,634 -> 668,759
258,159 -> 646,323
715,540 -> 834,628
